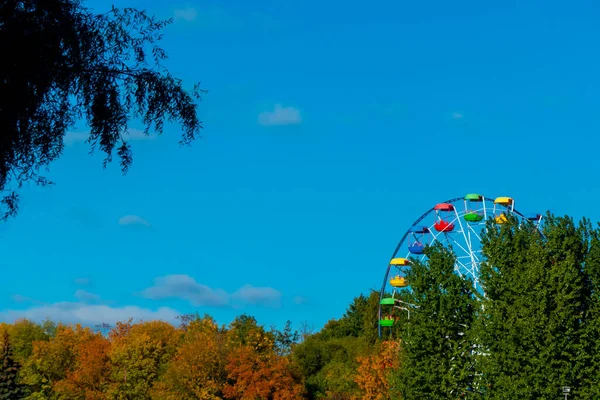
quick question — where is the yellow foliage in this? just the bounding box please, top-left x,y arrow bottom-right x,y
151,318 -> 226,399
353,341 -> 401,400
106,320 -> 181,399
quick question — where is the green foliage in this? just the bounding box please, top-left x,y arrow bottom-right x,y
292,292 -> 381,399
6,320 -> 53,365
476,215 -> 589,399
228,314 -> 271,350
294,336 -> 363,399
271,321 -> 300,356
0,331 -> 28,399
578,226 -> 600,399
395,242 -> 478,399
0,0 -> 204,219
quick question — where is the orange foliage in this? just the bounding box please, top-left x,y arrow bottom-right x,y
21,324 -> 111,399
151,317 -> 227,400
223,344 -> 305,400
354,340 -> 401,400
53,331 -> 111,399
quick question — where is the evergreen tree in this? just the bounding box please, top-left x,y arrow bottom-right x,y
395,243 -> 477,399
476,215 -> 588,399
0,331 -> 27,399
577,223 -> 600,399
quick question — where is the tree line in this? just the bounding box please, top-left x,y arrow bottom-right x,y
4,214 -> 600,399
0,307 -> 397,399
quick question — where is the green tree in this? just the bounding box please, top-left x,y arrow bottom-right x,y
270,321 -> 300,356
0,331 -> 27,399
291,292 -> 384,399
394,242 -> 477,399
0,0 -> 203,219
476,215 -> 588,399
578,225 -> 600,399
5,319 -> 54,365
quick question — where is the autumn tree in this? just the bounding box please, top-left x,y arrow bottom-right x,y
52,331 -> 111,399
107,320 -> 181,399
17,324 -> 109,399
223,317 -> 305,400
151,315 -> 227,400
0,0 -> 204,219
0,330 -> 27,399
354,340 -> 400,400
4,319 -> 54,364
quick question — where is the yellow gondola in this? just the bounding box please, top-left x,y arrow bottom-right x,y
389,258 -> 409,266
494,197 -> 513,206
390,275 -> 409,287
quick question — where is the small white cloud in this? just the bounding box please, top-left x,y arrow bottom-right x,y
140,275 -> 282,309
74,289 -> 101,303
0,303 -> 180,326
258,104 -> 302,126
174,7 -> 198,22
451,112 -> 464,119
119,215 -> 151,227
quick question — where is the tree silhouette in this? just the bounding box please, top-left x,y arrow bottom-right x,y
0,330 -> 27,399
0,0 -> 204,219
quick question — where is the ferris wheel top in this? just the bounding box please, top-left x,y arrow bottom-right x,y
378,193 -> 544,334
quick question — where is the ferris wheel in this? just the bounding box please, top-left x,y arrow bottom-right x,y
378,194 -> 543,334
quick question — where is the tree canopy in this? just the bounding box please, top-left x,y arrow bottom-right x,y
0,0 -> 204,219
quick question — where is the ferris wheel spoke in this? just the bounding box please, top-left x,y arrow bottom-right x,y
453,208 -> 478,272
378,194 -> 543,336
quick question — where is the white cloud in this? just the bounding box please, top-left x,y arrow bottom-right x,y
0,302 -> 180,326
119,215 -> 151,227
64,128 -> 156,146
232,285 -> 281,308
140,275 -> 230,307
140,275 -> 282,308
258,104 -> 302,126
451,112 -> 464,119
74,289 -> 101,303
174,7 -> 197,21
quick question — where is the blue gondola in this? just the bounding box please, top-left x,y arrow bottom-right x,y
408,242 -> 425,254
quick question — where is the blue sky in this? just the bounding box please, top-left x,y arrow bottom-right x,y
1,0 -> 600,331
